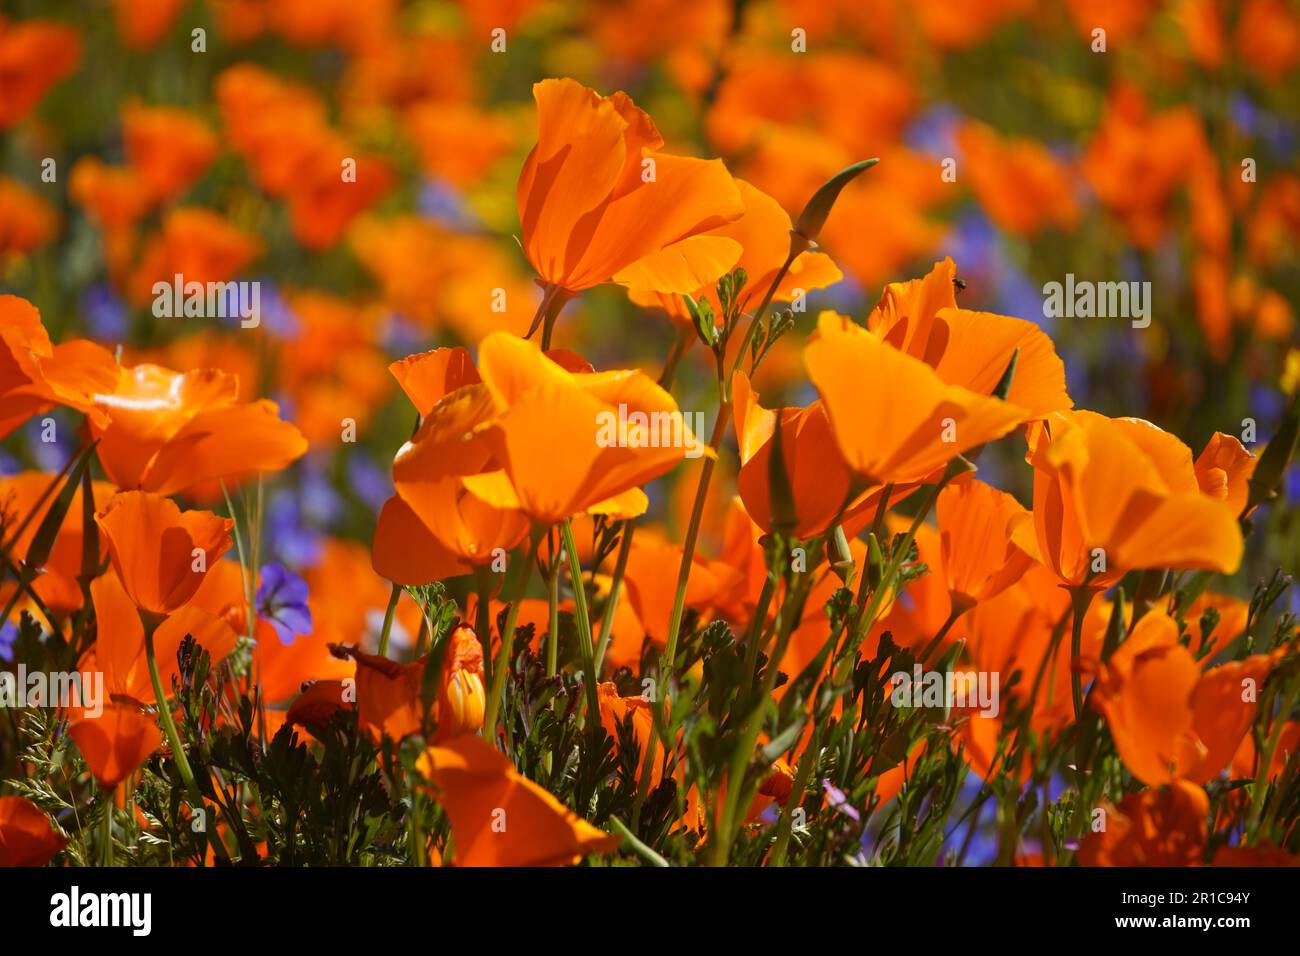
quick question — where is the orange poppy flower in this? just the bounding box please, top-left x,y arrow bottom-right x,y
373,381 -> 530,585
954,121 -> 1079,236
866,258 -> 1072,419
127,207 -> 262,307
91,363 -> 307,496
95,491 -> 234,617
1194,431 -> 1256,518
404,102 -> 514,187
111,0 -> 185,50
936,476 -> 1035,612
597,682 -> 664,784
0,295 -> 118,440
1236,0 -> 1300,84
803,312 -> 1028,486
122,104 -> 219,204
461,333 -> 693,525
82,567 -> 237,708
388,347 -> 481,417
68,704 -> 163,790
1082,85 -> 1207,249
623,178 -> 842,323
1077,781 -> 1208,867
286,680 -> 355,732
0,176 -> 57,259
1022,410 -> 1244,588
0,795 -> 67,867
0,471 -> 114,615
732,370 -> 883,537
284,138 -> 394,251
0,17 -> 81,129
517,77 -> 744,294
1084,611 -> 1281,786
416,735 -> 621,866
333,625 -> 485,743
68,158 -> 152,230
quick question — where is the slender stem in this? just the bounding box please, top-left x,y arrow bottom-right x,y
101,790 -> 113,867
546,553 -> 560,678
1247,675 -> 1300,841
1068,586 -> 1095,721
142,612 -> 203,808
609,816 -> 670,867
559,519 -> 601,726
472,566 -> 493,683
593,519 -> 636,673
376,583 -> 401,659
482,536 -> 538,739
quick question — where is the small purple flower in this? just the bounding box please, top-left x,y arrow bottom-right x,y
0,621 -> 16,662
256,563 -> 313,645
822,779 -> 861,822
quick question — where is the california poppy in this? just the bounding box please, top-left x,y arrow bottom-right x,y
122,103 -> 219,203
954,121 -> 1079,236
0,17 -> 81,129
865,258 -> 1072,419
68,704 -> 163,790
91,363 -> 307,496
461,333 -> 693,525
95,491 -> 234,617
936,476 -> 1035,612
517,77 -> 744,295
1022,410 -> 1244,588
1084,610 -> 1280,786
1077,781 -> 1208,867
0,796 -> 67,867
804,312 -> 1028,486
416,735 -> 621,866
0,295 -> 118,441
0,177 -> 57,260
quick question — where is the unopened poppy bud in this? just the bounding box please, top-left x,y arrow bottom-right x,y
827,524 -> 854,584
436,624 -> 486,741
1246,394 -> 1299,514
866,532 -> 885,593
767,408 -> 797,534
759,759 -> 795,803
793,158 -> 879,247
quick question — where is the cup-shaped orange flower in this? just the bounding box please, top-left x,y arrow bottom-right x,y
91,363 -> 307,496
1023,410 -> 1244,588
1083,610 -> 1280,786
622,178 -> 842,322
95,491 -> 234,617
68,704 -> 163,790
803,312 -> 1028,486
462,333 -> 694,525
82,568 -> 237,708
732,370 -> 885,537
416,735 -> 620,866
0,17 -> 81,130
1194,431 -> 1256,518
0,295 -> 118,440
331,625 -> 485,743
0,796 -> 67,867
865,259 -> 1072,419
517,77 -> 744,294
1077,781 -> 1208,867
597,682 -> 664,786
374,382 -> 529,584
936,476 -> 1036,612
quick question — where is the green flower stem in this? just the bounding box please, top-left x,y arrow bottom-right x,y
593,519 -> 636,674
1068,585 -> 1096,721
376,582 -> 401,660
610,816 -> 670,867
482,535 -> 538,739
101,789 -> 113,867
472,566 -> 493,682
141,611 -> 204,810
560,518 -> 602,726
